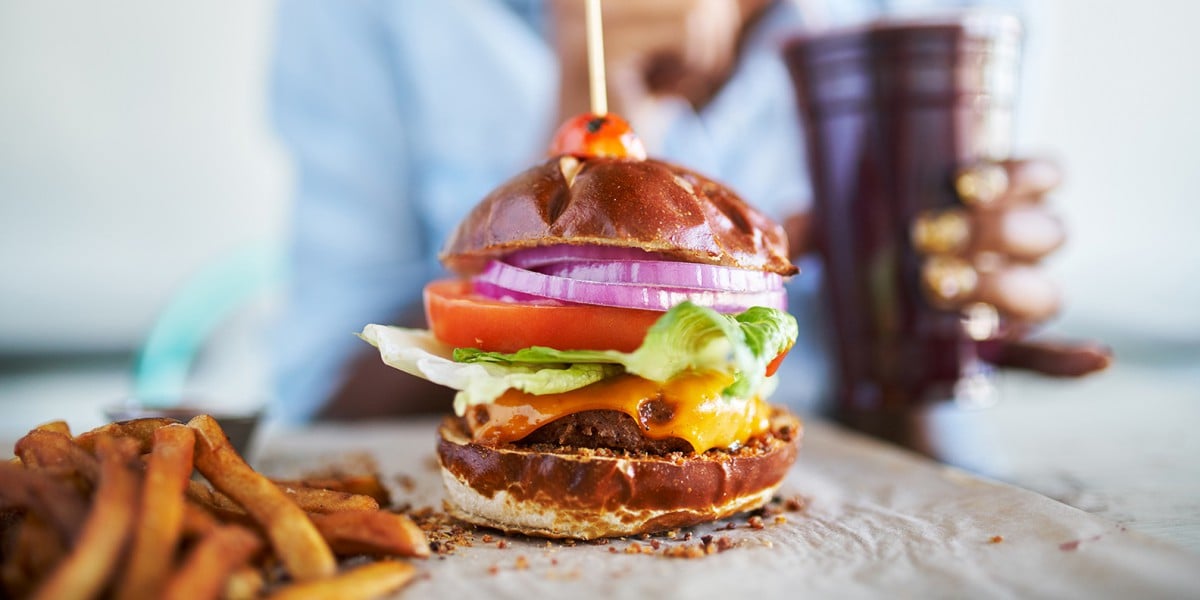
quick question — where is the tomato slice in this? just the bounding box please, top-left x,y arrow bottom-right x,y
764,343 -> 793,377
424,279 -> 662,353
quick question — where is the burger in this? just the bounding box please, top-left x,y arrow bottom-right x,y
359,113 -> 802,539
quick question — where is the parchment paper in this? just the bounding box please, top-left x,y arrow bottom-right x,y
256,417 -> 1200,599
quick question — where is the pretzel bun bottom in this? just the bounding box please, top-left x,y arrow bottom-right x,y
436,412 -> 801,539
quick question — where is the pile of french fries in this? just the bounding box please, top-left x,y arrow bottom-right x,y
0,416 -> 428,599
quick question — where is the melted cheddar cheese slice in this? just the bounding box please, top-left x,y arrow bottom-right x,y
466,372 -> 771,453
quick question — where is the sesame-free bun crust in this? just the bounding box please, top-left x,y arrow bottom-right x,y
440,157 -> 798,277
436,411 -> 802,539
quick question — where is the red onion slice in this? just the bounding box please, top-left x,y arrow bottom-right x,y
474,260 -> 786,313
471,280 -> 564,304
505,245 -> 668,270
538,260 -> 783,292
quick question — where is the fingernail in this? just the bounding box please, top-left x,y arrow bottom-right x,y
1003,208 -> 1065,257
997,266 -> 1061,319
1015,160 -> 1062,193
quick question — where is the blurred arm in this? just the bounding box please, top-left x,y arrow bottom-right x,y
269,0 -> 449,423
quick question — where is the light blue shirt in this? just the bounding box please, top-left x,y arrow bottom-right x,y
269,0 -> 1025,423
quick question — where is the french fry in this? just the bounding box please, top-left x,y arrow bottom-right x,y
31,435 -> 140,600
161,524 -> 263,600
1,516 -> 67,598
0,504 -> 19,535
14,430 -> 99,485
186,480 -> 250,522
271,475 -> 391,506
114,424 -> 195,600
0,461 -> 88,543
186,484 -> 424,558
75,417 -> 178,453
266,560 -> 417,600
8,413 -> 423,598
34,420 -> 72,436
188,415 -> 336,581
0,563 -> 22,597
223,565 -> 266,600
1,551 -> 28,600
182,501 -> 222,538
275,484 -> 380,514
308,511 -> 430,558
188,479 -> 379,519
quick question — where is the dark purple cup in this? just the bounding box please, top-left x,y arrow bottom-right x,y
784,14 -> 1023,439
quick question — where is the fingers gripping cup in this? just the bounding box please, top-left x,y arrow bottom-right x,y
784,14 -> 1023,438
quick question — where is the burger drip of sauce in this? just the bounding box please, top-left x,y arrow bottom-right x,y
463,372 -> 772,454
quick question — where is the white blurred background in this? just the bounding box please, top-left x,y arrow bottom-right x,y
0,2 -> 288,355
1,0 -> 1198,418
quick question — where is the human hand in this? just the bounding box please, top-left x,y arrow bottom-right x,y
785,158 -> 1111,377
915,158 -> 1066,322
913,158 -> 1111,376
550,0 -> 772,124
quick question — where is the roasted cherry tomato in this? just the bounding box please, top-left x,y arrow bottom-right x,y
550,112 -> 647,160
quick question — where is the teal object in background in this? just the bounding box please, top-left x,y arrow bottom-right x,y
131,241 -> 285,406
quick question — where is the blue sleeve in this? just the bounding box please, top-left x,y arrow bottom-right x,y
873,0 -> 1025,13
268,0 -> 433,423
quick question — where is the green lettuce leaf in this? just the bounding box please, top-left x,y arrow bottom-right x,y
357,325 -> 620,415
454,302 -> 797,400
359,303 -> 797,415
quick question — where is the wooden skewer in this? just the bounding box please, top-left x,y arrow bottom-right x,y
586,0 -> 607,115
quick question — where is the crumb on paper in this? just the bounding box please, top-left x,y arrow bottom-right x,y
482,534 -> 494,543
748,516 -> 765,530
423,454 -> 441,472
497,539 -> 509,549
1059,534 -> 1102,552
774,515 -> 788,525
515,556 -> 529,570
407,505 -> 476,555
990,535 -> 1004,544
662,544 -> 706,559
487,564 -> 499,575
394,473 -> 416,493
576,527 -> 769,560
